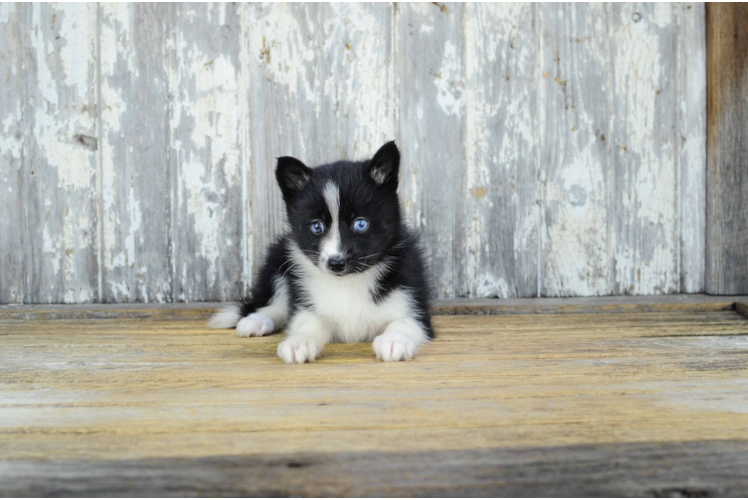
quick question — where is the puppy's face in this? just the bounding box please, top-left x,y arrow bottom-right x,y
276,142 -> 402,276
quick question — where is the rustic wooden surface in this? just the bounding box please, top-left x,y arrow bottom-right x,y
167,3 -> 245,303
397,3 -> 467,298
679,2 -> 708,294
706,3 -> 748,295
0,3 -> 709,303
1,304 -> 747,495
0,3 -> 25,304
464,3 -> 538,299
99,3 -> 173,303
21,4 -> 100,304
2,294 -> 747,320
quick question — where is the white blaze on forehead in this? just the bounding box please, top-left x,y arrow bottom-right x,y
320,181 -> 342,269
323,181 -> 340,220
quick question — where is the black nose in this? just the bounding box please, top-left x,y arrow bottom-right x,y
328,256 -> 347,273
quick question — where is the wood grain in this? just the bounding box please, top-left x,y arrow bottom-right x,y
465,3 -> 538,299
609,4 -> 681,296
167,3 -> 244,302
0,3 -> 710,303
1,308 -> 747,494
21,4 -> 99,304
3,441 -> 748,497
397,3 -> 466,298
99,4 -> 172,303
539,3 -> 612,297
0,4 -> 25,304
679,2 -> 707,294
3,294 -> 747,320
706,3 -> 748,295
736,302 -> 748,319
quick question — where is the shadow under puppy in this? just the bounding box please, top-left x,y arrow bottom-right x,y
209,141 -> 434,363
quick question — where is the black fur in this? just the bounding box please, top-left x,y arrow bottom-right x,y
241,141 -> 433,339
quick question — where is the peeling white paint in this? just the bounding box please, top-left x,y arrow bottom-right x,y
42,225 -> 60,276
125,185 -> 142,267
0,107 -> 23,161
434,40 -> 464,117
0,3 -> 14,23
1,2 -> 708,303
58,4 -> 93,95
247,4 -> 316,103
465,3 -> 538,298
20,3 -> 99,303
168,3 -> 244,300
476,275 -> 511,299
611,3 -> 679,295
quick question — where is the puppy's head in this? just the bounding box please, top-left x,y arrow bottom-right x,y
276,141 -> 402,276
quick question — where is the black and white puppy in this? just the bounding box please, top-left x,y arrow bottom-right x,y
208,141 -> 433,363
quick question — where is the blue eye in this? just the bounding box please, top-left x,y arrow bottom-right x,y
353,218 -> 369,232
310,221 -> 325,235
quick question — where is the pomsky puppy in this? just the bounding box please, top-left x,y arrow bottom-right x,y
208,141 -> 433,363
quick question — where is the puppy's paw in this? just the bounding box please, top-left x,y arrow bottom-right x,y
277,336 -> 320,364
373,332 -> 417,362
236,313 -> 275,337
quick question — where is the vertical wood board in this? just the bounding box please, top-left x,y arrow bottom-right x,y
99,3 -> 172,302
539,3 -> 613,297
679,2 -> 706,294
21,3 -> 99,303
0,4 -> 25,303
464,3 -> 539,298
706,3 -> 748,295
608,3 -> 680,295
167,3 -> 244,302
397,2 -> 466,298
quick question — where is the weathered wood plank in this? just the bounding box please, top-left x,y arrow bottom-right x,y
1,309 -> 747,499
706,3 -> 748,295
242,3 -> 394,278
99,4 -> 172,302
3,440 -> 748,497
609,4 -> 680,295
397,3 -> 466,298
736,302 -> 748,319
20,3 -> 99,303
679,2 -> 706,293
311,3 -> 395,162
166,4 -> 244,302
539,3 -> 612,297
0,4 -> 25,304
3,294 -> 748,320
464,3 -> 538,299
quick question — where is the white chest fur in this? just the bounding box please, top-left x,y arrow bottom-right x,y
289,245 -> 414,343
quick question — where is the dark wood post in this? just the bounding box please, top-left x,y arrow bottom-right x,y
706,3 -> 748,294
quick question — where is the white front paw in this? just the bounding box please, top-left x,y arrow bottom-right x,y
236,313 -> 275,337
277,336 -> 320,363
373,332 -> 417,362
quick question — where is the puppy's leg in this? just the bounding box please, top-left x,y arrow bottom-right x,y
373,318 -> 429,362
277,309 -> 331,363
236,277 -> 290,337
208,238 -> 291,337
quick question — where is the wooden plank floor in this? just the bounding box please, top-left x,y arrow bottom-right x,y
2,301 -> 748,496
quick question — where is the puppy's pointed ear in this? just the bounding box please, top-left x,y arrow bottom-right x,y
276,156 -> 312,198
368,141 -> 400,188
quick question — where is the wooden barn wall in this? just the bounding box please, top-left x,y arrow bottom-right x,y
0,2 -> 707,303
